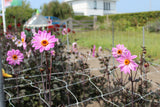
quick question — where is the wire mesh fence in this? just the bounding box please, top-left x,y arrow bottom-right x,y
0,20 -> 160,107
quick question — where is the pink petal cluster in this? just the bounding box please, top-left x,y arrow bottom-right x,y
62,28 -> 68,35
72,42 -> 78,53
92,45 -> 96,57
21,31 -> 27,50
31,30 -> 58,53
6,49 -> 24,65
117,51 -> 138,74
112,44 -> 128,58
98,46 -> 102,54
5,33 -> 12,39
112,44 -> 138,74
26,49 -> 32,58
51,50 -> 55,56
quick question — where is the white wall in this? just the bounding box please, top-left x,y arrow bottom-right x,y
86,0 -> 103,16
104,1 -> 117,15
64,0 -> 118,16
71,0 -> 88,15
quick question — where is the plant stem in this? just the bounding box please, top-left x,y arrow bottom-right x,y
45,52 -> 49,102
140,54 -> 143,95
121,72 -> 123,85
40,71 -> 47,101
49,54 -> 53,106
131,71 -> 134,107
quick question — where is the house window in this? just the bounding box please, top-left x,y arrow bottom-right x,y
94,0 -> 97,9
104,2 -> 110,10
70,3 -> 72,7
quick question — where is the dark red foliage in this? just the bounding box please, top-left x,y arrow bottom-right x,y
25,28 -> 31,32
57,32 -> 60,36
0,33 -> 3,36
63,25 -> 66,28
45,27 -> 47,29
72,30 -> 75,34
48,25 -> 54,29
39,28 -> 42,31
144,63 -> 149,68
17,23 -> 21,27
67,28 -> 71,33
55,24 -> 60,28
47,30 -> 51,33
8,25 -> 12,30
53,28 -> 56,32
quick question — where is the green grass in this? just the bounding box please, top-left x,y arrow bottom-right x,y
69,30 -> 160,60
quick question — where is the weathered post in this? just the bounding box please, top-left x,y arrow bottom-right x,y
112,22 -> 115,66
93,15 -> 97,30
66,21 -> 70,51
68,18 -> 73,31
143,27 -> 145,47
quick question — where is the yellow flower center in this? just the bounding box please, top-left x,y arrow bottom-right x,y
124,59 -> 130,65
12,37 -> 15,40
18,41 -> 21,44
41,40 -> 49,46
21,38 -> 24,43
117,50 -> 122,55
12,55 -> 18,60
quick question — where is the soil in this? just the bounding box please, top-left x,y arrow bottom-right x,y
75,47 -> 160,107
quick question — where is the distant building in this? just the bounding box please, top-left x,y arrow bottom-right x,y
64,0 -> 118,16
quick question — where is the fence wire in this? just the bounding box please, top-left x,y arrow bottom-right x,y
3,61 -> 160,107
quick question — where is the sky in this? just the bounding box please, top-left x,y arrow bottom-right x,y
27,0 -> 160,13
116,0 -> 160,13
1,0 -> 160,13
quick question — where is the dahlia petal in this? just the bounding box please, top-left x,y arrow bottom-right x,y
122,65 -> 130,74
131,55 -> 137,59
7,51 -> 13,56
39,47 -> 45,53
116,57 -> 124,63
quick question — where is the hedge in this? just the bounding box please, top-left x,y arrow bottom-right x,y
109,11 -> 160,27
73,11 -> 160,27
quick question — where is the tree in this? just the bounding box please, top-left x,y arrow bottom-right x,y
4,0 -> 36,26
41,1 -> 73,19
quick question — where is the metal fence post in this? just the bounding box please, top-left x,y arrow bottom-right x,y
143,27 -> 145,47
93,15 -> 97,30
68,18 -> 73,31
112,22 -> 115,66
66,21 -> 70,51
0,43 -> 5,107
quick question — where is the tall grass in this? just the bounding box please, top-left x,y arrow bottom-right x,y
69,30 -> 160,60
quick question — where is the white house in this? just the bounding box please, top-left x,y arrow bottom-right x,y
64,0 -> 118,16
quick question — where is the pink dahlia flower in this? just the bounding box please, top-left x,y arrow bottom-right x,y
6,49 -> 24,65
112,44 -> 128,58
51,50 -> 55,56
15,39 -> 22,47
21,31 -> 27,50
117,51 -> 138,74
62,28 -> 68,35
26,49 -> 32,58
32,30 -> 58,53
5,33 -> 12,39
98,46 -> 102,54
11,36 -> 17,42
92,45 -> 96,57
72,42 -> 78,53
32,29 -> 36,35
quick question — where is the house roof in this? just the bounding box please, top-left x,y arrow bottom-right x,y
24,14 -> 50,27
